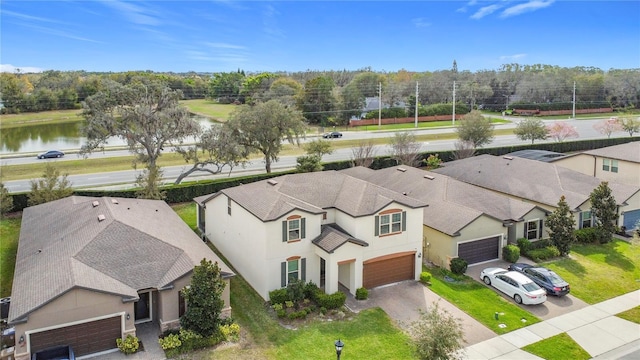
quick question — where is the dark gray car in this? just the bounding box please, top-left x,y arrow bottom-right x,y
508,263 -> 570,297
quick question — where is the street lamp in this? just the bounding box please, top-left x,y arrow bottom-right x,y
334,339 -> 344,360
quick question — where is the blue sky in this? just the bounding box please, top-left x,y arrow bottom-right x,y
1,1 -> 639,73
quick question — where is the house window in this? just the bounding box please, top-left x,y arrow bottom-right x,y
375,210 -> 406,236
227,197 -> 232,216
581,210 -> 593,228
287,259 -> 299,282
603,159 -> 619,173
525,220 -> 541,240
282,216 -> 306,242
281,257 -> 306,287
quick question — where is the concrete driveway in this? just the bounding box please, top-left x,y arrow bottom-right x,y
466,260 -> 589,320
345,280 -> 496,346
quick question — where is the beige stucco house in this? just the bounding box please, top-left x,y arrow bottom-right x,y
8,196 -> 233,359
433,154 -> 640,232
195,171 -> 427,301
343,166 -> 549,269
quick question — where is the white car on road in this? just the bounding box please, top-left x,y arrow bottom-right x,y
480,267 -> 547,305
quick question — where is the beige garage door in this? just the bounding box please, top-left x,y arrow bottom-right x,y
30,315 -> 121,356
363,252 -> 415,289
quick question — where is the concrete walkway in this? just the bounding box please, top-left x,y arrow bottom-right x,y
462,290 -> 640,360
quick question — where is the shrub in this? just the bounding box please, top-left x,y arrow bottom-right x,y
304,281 -> 320,300
320,306 -> 327,315
355,287 -> 369,300
285,300 -> 294,308
220,323 -> 240,342
116,334 -> 139,354
517,238 -> 531,255
287,310 -> 308,320
286,278 -> 306,303
528,246 -> 560,262
316,291 -> 346,310
272,303 -> 283,311
269,288 -> 288,304
419,272 -> 432,285
276,309 -> 286,318
502,244 -> 520,263
574,227 -> 600,244
158,333 -> 182,350
449,257 -> 468,275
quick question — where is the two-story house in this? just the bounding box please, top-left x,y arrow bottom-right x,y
195,171 -> 427,300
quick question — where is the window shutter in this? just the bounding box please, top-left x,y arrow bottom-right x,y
282,221 -> 287,242
281,262 -> 286,287
301,218 -> 306,239
524,222 -> 527,237
402,211 -> 407,231
539,219 -> 543,238
301,258 -> 306,282
578,212 -> 583,229
375,216 -> 379,236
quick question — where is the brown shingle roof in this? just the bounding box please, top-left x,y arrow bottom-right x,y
433,155 -> 640,209
9,196 -> 233,323
312,225 -> 369,253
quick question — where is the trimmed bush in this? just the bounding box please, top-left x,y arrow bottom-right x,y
304,281 -> 320,301
517,238 -> 531,256
527,246 -> 560,262
419,272 -> 432,285
316,291 -> 346,310
269,288 -> 288,304
220,323 -> 240,342
287,310 -> 308,320
449,257 -> 468,275
574,227 -> 600,244
355,287 -> 369,300
502,244 -> 520,263
116,334 -> 139,354
158,333 -> 182,350
286,278 -> 305,303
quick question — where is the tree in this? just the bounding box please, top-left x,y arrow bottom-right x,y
514,118 -> 548,144
546,195 -> 576,256
351,139 -> 377,168
174,125 -> 250,184
390,131 -> 422,166
455,110 -> 494,148
589,182 -> 618,243
424,154 -> 443,170
28,164 -> 73,206
81,80 -> 200,192
135,167 -> 165,200
303,139 -> 333,160
546,122 -> 579,142
593,118 -> 623,138
0,182 -> 13,216
297,76 -> 335,125
226,100 -> 305,173
618,115 -> 640,136
208,70 -> 245,103
410,301 -> 465,360
452,140 -> 476,160
180,258 -> 226,337
295,155 -> 323,173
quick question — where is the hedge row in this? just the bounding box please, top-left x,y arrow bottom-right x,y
7,137 -> 639,212
508,101 -> 613,111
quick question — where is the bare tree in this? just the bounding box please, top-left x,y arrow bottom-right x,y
452,141 -> 476,160
390,131 -> 422,166
351,139 -> 377,168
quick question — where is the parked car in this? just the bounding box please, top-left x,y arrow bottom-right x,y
31,345 -> 75,360
480,267 -> 547,305
37,150 -> 65,159
322,131 -> 342,138
508,263 -> 570,297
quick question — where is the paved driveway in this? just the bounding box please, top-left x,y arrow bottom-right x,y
345,280 -> 496,346
466,260 -> 589,320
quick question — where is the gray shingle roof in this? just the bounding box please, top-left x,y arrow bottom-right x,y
9,196 -> 233,324
345,166 -> 539,235
580,141 -> 640,163
203,171 -> 427,222
433,155 -> 640,209
312,225 -> 369,253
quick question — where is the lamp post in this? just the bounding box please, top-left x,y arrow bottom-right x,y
335,339 -> 344,360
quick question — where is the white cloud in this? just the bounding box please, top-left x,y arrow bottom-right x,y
204,42 -> 247,50
1,9 -> 64,24
471,4 -> 502,19
499,54 -> 528,62
99,0 -> 161,26
0,64 -> 44,73
500,0 -> 555,18
412,18 -> 431,28
457,0 -> 478,13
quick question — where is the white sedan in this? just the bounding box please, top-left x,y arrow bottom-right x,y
480,267 -> 547,305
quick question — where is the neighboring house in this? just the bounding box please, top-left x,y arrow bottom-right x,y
433,154 -> 640,232
549,141 -> 640,187
506,149 -> 567,163
343,166 -> 548,269
195,171 -> 427,301
9,196 -> 234,360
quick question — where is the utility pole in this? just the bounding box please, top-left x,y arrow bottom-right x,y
414,82 -> 419,128
452,81 -> 456,125
378,82 -> 382,129
572,81 -> 576,119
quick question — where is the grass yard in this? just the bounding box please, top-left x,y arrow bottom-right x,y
180,99 -> 235,121
425,267 -> 540,334
616,306 -> 640,324
0,217 -> 21,297
0,109 -> 83,129
544,240 -> 640,304
522,333 -> 591,360
172,202 -> 198,232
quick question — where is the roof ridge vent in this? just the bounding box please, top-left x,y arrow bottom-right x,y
98,214 -> 106,222
92,200 -> 100,207
424,175 -> 435,180
503,156 -> 514,160
267,179 -> 278,186
397,167 -> 407,172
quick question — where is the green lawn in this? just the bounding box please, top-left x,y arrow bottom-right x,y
0,217 -> 21,297
522,333 -> 591,360
180,99 -> 235,121
0,109 -> 83,129
544,240 -> 640,303
426,267 -> 540,334
617,306 -> 640,324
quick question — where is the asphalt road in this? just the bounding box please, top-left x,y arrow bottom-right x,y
0,118 -> 619,193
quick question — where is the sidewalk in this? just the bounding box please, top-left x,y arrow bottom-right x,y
463,290 -> 640,359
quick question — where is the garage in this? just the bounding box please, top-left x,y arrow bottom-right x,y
30,315 -> 121,356
623,209 -> 640,231
363,252 -> 415,289
458,236 -> 500,264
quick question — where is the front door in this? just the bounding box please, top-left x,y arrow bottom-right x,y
134,291 -> 152,323
320,258 -> 326,288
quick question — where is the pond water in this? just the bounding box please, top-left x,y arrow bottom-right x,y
0,116 -> 215,155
